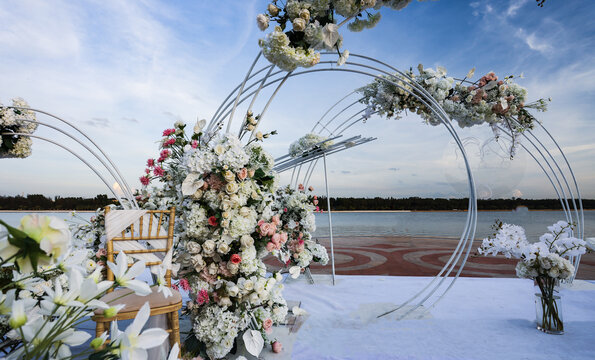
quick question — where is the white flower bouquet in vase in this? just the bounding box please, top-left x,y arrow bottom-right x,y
478,220 -> 586,334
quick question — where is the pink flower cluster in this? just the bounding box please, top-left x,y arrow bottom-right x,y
258,216 -> 288,252
197,289 -> 209,305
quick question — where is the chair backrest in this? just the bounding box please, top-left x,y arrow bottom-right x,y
104,207 -> 176,290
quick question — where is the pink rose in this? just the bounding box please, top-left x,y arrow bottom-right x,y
263,318 -> 273,334
268,224 -> 276,237
271,233 -> 281,245
308,186 -> 314,191
272,341 -> 282,353
96,248 -> 107,257
259,222 -> 272,236
280,232 -> 288,244
266,242 -> 276,252
191,140 -> 199,148
237,168 -> 248,180
271,214 -> 280,225
298,184 -> 304,191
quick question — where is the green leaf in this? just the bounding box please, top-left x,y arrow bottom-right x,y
0,220 -> 28,241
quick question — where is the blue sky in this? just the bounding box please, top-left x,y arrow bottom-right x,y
0,0 -> 594,200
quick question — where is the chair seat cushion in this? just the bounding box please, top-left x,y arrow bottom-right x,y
94,287 -> 182,315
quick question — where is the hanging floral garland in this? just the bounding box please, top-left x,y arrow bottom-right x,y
358,65 -> 550,157
257,0 -> 416,71
272,185 -> 329,270
288,132 -> 334,158
0,98 -> 37,159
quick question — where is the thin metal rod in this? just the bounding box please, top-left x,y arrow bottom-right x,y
9,106 -> 138,209
323,152 -> 336,286
5,133 -> 122,204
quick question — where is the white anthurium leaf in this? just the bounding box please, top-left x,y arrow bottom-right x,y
289,266 -> 301,279
586,238 -> 595,251
167,342 -> 181,360
162,248 -> 173,270
194,119 -> 207,134
181,173 -> 204,196
484,80 -> 498,90
292,305 -> 308,316
321,23 -> 339,49
243,329 -> 264,357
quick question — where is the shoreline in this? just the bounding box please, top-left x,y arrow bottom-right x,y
2,209 -> 593,213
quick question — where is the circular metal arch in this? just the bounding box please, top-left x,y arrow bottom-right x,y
207,51 -> 479,319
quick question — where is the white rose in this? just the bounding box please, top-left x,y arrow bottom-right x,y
275,272 -> 283,282
214,144 -> 225,155
186,242 -> 202,254
218,242 -> 230,254
293,17 -> 306,32
203,240 -> 216,254
227,262 -> 239,274
208,262 -> 218,275
227,285 -> 240,297
219,296 -> 232,307
256,13 -> 269,31
225,182 -> 239,194
191,254 -> 205,271
249,292 -> 260,304
239,207 -> 251,217
244,279 -> 254,291
223,170 -> 235,182
240,235 -> 254,248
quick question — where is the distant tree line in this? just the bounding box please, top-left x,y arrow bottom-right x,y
316,197 -> 595,211
0,194 -> 113,210
1,194 -> 594,211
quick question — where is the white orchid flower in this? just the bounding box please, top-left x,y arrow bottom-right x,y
114,302 -> 169,360
107,252 -> 151,296
88,265 -> 104,283
154,265 -> 173,298
40,278 -> 83,314
9,300 -> 27,328
57,248 -> 88,272
0,289 -> 16,315
53,328 -> 92,358
152,248 -> 173,298
181,173 -> 205,196
167,342 -> 181,360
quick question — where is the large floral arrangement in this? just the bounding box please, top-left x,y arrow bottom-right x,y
358,65 -> 550,157
0,98 -> 37,159
272,185 -> 328,270
257,0 -> 415,71
0,214 -> 178,359
288,132 -> 333,158
139,120 -> 290,359
478,220 -> 586,333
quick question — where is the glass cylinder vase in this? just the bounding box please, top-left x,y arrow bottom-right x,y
534,276 -> 564,335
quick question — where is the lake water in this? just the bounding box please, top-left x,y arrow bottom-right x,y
1,210 -> 593,240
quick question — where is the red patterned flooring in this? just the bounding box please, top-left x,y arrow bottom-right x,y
264,236 -> 595,279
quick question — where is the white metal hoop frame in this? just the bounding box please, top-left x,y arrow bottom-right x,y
302,86 -> 585,281
207,52 -> 479,318
2,107 -> 139,210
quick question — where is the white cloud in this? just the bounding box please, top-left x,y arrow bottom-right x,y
506,0 -> 529,17
515,28 -> 552,54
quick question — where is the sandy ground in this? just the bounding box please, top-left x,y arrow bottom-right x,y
264,235 -> 595,279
